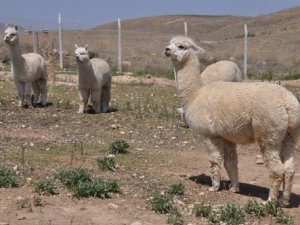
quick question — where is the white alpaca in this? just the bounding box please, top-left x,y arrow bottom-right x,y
4,26 -> 48,107
172,36 -> 243,126
75,44 -> 112,113
165,36 -> 300,206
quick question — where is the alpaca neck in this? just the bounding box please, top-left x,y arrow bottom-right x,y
8,41 -> 24,66
77,60 -> 94,76
175,53 -> 202,108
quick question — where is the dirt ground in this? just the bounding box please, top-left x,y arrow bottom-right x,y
0,72 -> 300,225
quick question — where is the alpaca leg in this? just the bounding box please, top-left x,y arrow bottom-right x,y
205,138 -> 224,192
23,82 -> 32,108
78,89 -> 89,113
32,81 -> 40,105
38,79 -> 48,106
281,133 -> 298,206
91,89 -> 101,113
101,86 -> 111,113
260,145 -> 285,203
223,141 -> 239,192
15,81 -> 25,106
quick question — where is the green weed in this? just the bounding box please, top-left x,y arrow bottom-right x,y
220,203 -> 245,225
243,199 -> 266,217
97,157 -> 116,172
192,203 -> 212,218
167,209 -> 184,225
0,167 -> 19,188
110,140 -> 129,154
149,194 -> 174,214
168,182 -> 185,196
34,180 -> 58,196
33,196 -> 43,207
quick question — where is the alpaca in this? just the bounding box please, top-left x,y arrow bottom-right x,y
75,44 -> 112,113
172,36 -> 243,127
4,26 -> 48,107
165,36 -> 300,206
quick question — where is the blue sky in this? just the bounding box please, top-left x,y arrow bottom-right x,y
1,0 -> 300,30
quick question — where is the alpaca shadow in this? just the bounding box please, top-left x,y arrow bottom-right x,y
189,173 -> 300,208
32,102 -> 53,108
86,105 -> 118,114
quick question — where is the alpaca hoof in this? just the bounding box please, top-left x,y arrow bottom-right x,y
229,186 -> 239,193
208,187 -> 219,192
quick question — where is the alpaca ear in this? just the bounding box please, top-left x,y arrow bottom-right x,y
85,44 -> 88,50
192,45 -> 205,55
15,25 -> 18,31
74,44 -> 78,49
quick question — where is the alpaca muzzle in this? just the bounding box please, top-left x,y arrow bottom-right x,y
164,47 -> 171,57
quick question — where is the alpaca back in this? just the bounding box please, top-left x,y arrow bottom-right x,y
200,60 -> 243,85
185,81 -> 300,143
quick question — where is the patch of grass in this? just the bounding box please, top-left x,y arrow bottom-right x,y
55,168 -> 119,199
243,199 -> 266,217
55,168 -> 92,189
167,209 -> 184,225
149,194 -> 174,214
0,167 -> 19,188
72,179 -> 119,199
110,140 -> 129,154
220,203 -> 245,225
16,197 -> 31,210
192,203 -> 212,218
167,182 -> 185,196
275,210 -> 294,225
33,196 -> 43,207
97,157 -> 116,172
264,200 -> 281,217
34,180 -> 58,196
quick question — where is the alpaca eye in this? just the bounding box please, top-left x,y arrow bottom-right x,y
178,45 -> 186,50
11,33 -> 15,36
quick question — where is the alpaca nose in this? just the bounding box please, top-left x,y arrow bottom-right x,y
165,47 -> 171,56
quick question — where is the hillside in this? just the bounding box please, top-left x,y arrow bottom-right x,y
1,6 -> 300,78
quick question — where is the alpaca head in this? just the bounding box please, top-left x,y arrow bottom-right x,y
74,44 -> 89,63
165,36 -> 205,65
4,26 -> 19,45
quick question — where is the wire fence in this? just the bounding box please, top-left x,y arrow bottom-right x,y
1,14 -> 300,79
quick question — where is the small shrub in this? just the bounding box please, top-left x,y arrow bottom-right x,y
55,168 -> 119,199
149,194 -> 174,214
110,140 -> 129,154
208,211 -> 220,224
55,168 -> 92,188
281,73 -> 300,80
167,209 -> 184,225
275,210 -> 294,225
260,71 -> 273,81
264,200 -> 281,217
0,167 -> 19,188
97,157 -> 116,172
33,196 -> 43,207
72,179 -> 119,199
243,199 -> 266,217
220,203 -> 245,225
193,203 -> 212,218
168,182 -> 185,196
34,180 -> 58,196
16,197 -> 31,210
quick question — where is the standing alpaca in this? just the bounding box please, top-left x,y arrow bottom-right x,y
165,36 -> 300,206
75,44 -> 112,113
4,26 -> 48,107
